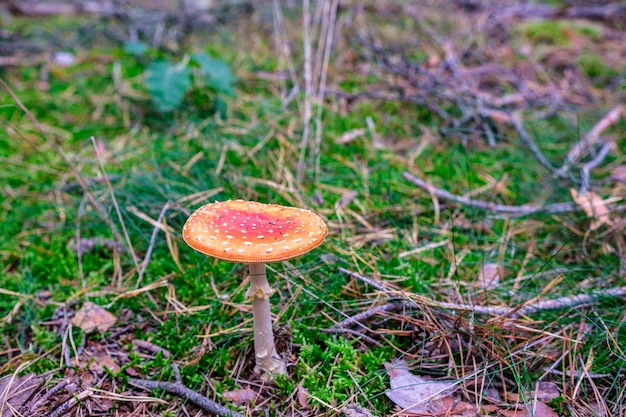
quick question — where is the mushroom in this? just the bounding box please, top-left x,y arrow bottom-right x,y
182,199 -> 328,379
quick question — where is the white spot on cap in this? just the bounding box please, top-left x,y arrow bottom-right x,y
265,248 -> 273,253
243,241 -> 252,246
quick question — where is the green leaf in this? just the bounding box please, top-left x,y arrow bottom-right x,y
145,60 -> 191,112
191,53 -> 236,95
123,41 -> 148,56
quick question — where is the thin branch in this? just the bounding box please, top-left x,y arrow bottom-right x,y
507,113 -> 562,177
338,267 -> 626,317
560,105 -> 623,174
129,379 -> 244,417
403,171 -> 578,216
331,302 -> 405,329
580,142 -> 613,194
28,379 -> 69,414
320,328 -> 382,346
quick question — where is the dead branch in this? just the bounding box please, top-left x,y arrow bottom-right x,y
561,105 -> 623,172
338,267 -> 626,317
132,339 -> 172,358
320,327 -> 382,346
580,142 -> 613,194
48,389 -> 91,417
331,301 -> 405,329
27,379 -> 69,414
455,1 -> 626,24
506,112 -> 562,178
129,378 -> 245,417
402,171 -> 578,216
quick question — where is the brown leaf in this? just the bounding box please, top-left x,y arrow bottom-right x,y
72,302 -> 116,333
532,382 -> 560,401
297,384 -> 309,409
222,387 -> 256,405
499,401 -> 559,417
570,188 -> 613,230
88,351 -> 120,375
385,360 -> 458,413
0,373 -> 42,417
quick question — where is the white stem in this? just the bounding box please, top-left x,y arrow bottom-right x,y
247,263 -> 286,380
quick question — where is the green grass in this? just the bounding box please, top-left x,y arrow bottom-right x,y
1,4 -> 626,416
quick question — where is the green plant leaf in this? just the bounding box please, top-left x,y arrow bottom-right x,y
191,53 -> 235,95
145,59 -> 191,112
123,41 -> 148,56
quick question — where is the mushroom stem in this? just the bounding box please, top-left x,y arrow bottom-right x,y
247,263 -> 287,380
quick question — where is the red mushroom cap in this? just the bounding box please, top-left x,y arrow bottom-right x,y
182,200 -> 328,263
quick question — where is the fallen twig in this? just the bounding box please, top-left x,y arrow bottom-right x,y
331,301 -> 405,329
507,113 -> 563,178
403,171 -> 578,216
132,339 -> 172,358
27,379 -> 69,414
48,389 -> 91,417
129,378 -> 244,417
580,142 -> 613,194
320,327 -> 382,346
338,267 -> 626,317
560,105 -> 623,174
456,1 -> 626,24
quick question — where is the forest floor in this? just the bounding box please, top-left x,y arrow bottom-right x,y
1,0 -> 626,416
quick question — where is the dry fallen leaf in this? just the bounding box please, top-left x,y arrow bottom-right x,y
476,262 -> 501,289
72,302 -> 117,333
385,360 -> 458,413
222,387 -> 256,405
570,188 -> 613,230
89,352 -> 121,375
297,384 -> 309,410
532,382 -> 560,401
0,373 -> 42,417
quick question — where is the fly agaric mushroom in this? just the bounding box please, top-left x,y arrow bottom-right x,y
182,200 -> 328,379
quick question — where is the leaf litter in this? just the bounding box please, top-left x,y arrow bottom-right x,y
72,302 -> 117,333
385,360 -> 459,414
